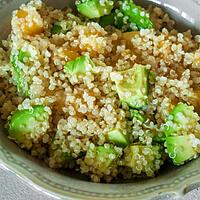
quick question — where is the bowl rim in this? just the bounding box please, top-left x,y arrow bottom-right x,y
1,145 -> 200,200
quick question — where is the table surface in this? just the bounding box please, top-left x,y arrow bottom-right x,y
0,168 -> 199,200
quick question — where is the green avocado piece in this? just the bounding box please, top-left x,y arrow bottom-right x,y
165,135 -> 197,165
60,152 -> 74,162
51,14 -> 82,34
51,24 -> 62,34
149,71 -> 156,83
114,0 -> 153,31
8,105 -> 49,143
97,0 -> 153,32
99,12 -> 115,27
130,109 -> 146,123
122,145 -> 163,176
164,103 -> 199,137
153,134 -> 166,143
107,129 -> 129,147
114,64 -> 149,109
11,49 -> 30,96
76,0 -> 114,19
85,146 -> 118,173
64,55 -> 95,75
96,146 -> 118,172
49,137 -> 76,168
18,50 -> 30,63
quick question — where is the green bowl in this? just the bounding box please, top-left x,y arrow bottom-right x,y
0,0 -> 200,199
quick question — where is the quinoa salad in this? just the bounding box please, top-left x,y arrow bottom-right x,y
0,0 -> 200,183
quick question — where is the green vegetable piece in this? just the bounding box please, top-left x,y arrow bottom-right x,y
8,105 -> 49,144
85,146 -> 118,173
18,50 -> 30,63
60,152 -> 74,162
99,11 -> 128,30
122,145 -> 163,176
165,135 -> 197,165
51,24 -> 62,34
149,71 -> 156,83
51,14 -> 82,35
99,12 -> 115,27
107,129 -> 129,147
64,55 -> 95,75
114,0 -> 153,31
164,103 -> 199,137
130,109 -> 146,122
114,64 -> 149,109
114,9 -> 131,31
153,135 -> 166,143
76,0 -> 114,19
11,49 -> 30,96
49,137 -> 75,168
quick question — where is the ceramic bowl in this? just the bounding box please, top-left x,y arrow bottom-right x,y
0,0 -> 200,199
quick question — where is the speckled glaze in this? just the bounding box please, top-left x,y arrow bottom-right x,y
0,0 -> 200,200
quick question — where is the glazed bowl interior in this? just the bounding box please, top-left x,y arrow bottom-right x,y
0,0 -> 200,200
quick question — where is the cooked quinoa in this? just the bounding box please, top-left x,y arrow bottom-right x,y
0,0 -> 200,182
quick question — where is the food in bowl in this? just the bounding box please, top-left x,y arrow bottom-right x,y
0,0 -> 200,183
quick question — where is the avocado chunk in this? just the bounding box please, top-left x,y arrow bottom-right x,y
76,0 -> 114,19
114,64 -> 149,109
51,14 -> 82,34
153,134 -> 166,143
165,135 -> 198,165
49,148 -> 74,168
149,71 -> 156,84
60,152 -> 73,161
99,12 -> 115,27
164,103 -> 200,137
114,0 -> 153,31
11,49 -> 30,96
64,55 -> 95,76
51,24 -> 62,34
130,109 -> 146,123
98,1 -> 153,32
8,105 -> 50,144
122,145 -> 163,177
85,145 -> 118,173
107,129 -> 129,147
49,134 -> 77,168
